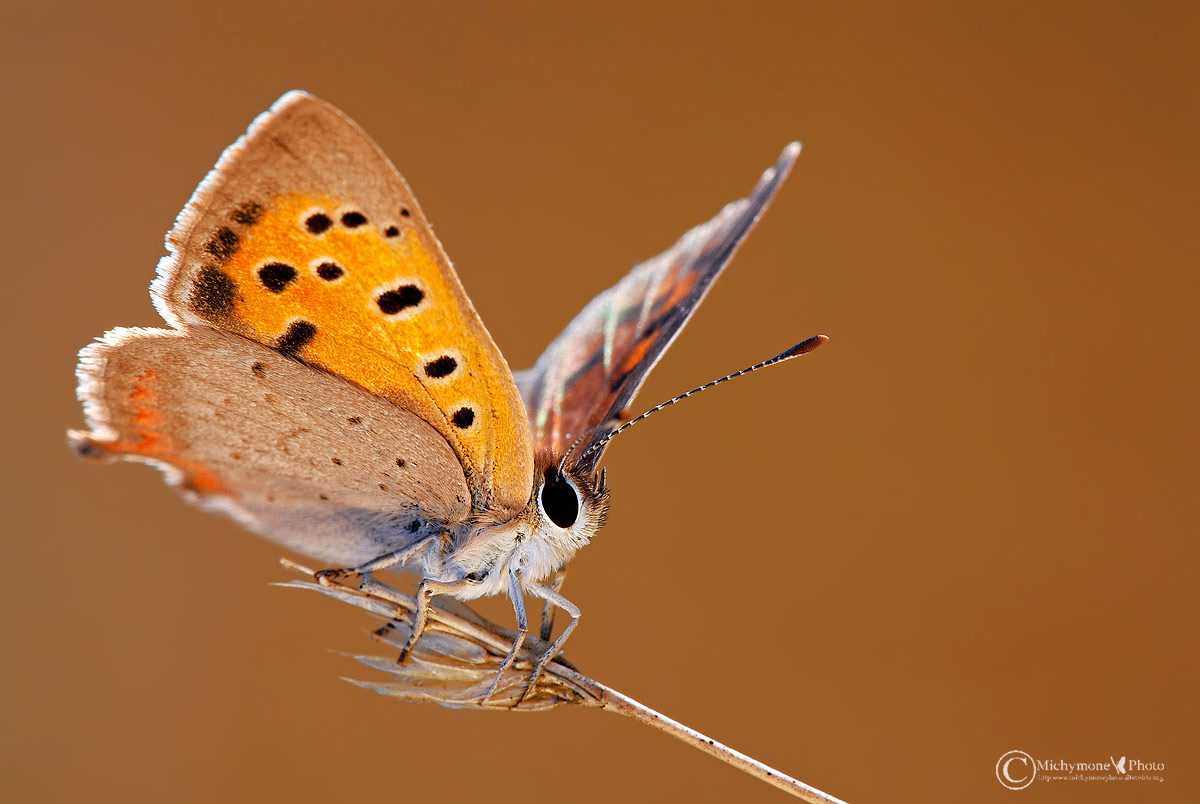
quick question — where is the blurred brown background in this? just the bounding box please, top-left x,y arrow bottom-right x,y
3,2 -> 1196,802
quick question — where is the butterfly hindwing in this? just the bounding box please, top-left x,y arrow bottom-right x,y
152,91 -> 533,512
71,326 -> 471,565
515,143 -> 801,469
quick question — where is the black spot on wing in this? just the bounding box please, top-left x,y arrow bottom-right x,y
347,416 -> 362,425
258,262 -> 298,293
72,437 -> 99,458
377,285 -> 424,315
231,202 -> 263,226
191,265 -> 238,318
305,213 -> 332,234
316,262 -> 343,281
384,225 -> 400,238
251,362 -> 266,377
204,227 -> 239,263
275,320 -> 316,357
341,211 -> 367,228
424,355 -> 457,378
451,407 -> 475,429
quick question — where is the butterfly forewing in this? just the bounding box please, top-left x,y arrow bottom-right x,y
514,143 -> 801,469
152,91 -> 533,512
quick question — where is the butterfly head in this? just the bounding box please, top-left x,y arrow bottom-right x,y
533,457 -> 609,544
444,454 -> 608,598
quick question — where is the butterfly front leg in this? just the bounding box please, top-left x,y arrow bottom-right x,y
479,569 -> 529,706
539,570 -> 568,641
396,576 -> 474,664
314,532 -> 439,587
518,582 -> 581,705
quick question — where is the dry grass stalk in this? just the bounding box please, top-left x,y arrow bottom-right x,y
277,559 -> 849,803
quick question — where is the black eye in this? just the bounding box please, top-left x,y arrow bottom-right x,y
540,468 -> 579,529
464,569 -> 488,583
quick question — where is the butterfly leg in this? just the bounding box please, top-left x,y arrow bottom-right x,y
517,583 -> 581,705
539,570 -> 568,641
396,577 -> 472,664
480,570 -> 529,705
314,532 -> 438,586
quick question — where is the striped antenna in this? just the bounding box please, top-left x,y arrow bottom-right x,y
575,334 -> 828,466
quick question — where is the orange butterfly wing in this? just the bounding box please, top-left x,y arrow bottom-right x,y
152,92 -> 532,512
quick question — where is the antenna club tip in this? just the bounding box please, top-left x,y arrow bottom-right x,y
781,335 -> 829,359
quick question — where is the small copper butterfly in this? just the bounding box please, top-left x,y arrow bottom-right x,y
70,92 -> 825,703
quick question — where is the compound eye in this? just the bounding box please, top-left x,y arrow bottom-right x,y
464,569 -> 488,584
539,467 -> 580,529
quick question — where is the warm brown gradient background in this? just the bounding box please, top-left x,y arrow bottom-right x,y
3,3 -> 1196,802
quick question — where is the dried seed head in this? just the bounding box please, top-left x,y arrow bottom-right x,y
276,558 -> 846,802
277,559 -> 598,711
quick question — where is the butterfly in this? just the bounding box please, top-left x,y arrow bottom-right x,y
70,91 -> 824,704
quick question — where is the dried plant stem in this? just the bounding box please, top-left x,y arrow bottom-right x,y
605,690 -> 843,802
278,559 -> 847,803
546,663 -> 846,803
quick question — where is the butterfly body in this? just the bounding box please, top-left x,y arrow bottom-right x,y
71,91 -> 811,703
394,456 -> 607,602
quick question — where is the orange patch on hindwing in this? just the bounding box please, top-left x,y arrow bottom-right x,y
198,192 -> 506,499
116,372 -> 163,452
108,372 -> 225,493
